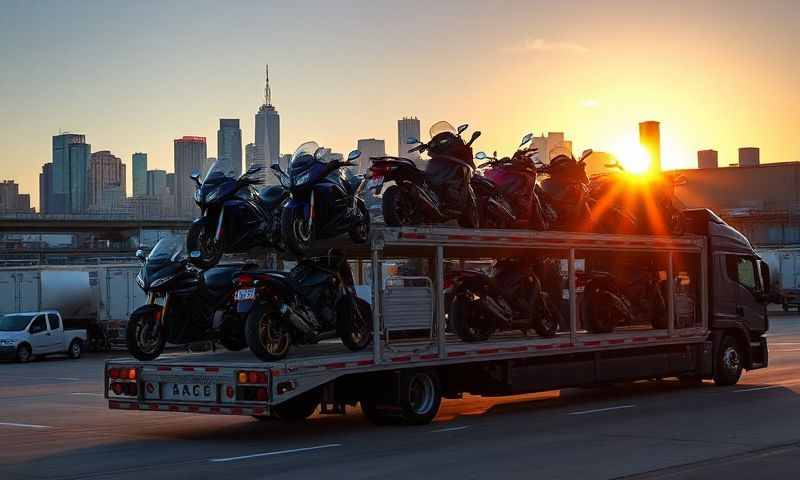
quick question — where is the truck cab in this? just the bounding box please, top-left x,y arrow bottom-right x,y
684,209 -> 771,382
0,310 -> 87,362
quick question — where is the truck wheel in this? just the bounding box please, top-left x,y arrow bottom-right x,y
68,339 -> 83,359
338,297 -> 372,351
450,295 -> 494,342
273,390 -> 320,422
16,343 -> 32,363
399,370 -> 442,425
245,303 -> 292,361
713,335 -> 744,386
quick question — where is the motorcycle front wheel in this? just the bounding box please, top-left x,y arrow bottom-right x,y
186,222 -> 223,269
382,185 -> 421,227
338,297 -> 372,351
126,309 -> 166,361
348,201 -> 370,243
245,303 -> 292,361
450,295 -> 494,342
281,207 -> 313,256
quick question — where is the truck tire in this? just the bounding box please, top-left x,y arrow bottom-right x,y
245,303 -> 292,361
361,370 -> 442,426
450,295 -> 494,342
16,343 -> 32,363
68,339 -> 83,359
273,390 -> 320,422
713,335 -> 744,386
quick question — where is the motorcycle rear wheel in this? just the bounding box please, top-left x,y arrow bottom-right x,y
450,295 -> 494,342
338,297 -> 372,351
186,222 -> 223,270
245,303 -> 292,361
382,185 -> 420,227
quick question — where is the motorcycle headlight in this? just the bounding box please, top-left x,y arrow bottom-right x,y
294,171 -> 312,186
150,273 -> 178,289
204,188 -> 221,204
136,273 -> 145,289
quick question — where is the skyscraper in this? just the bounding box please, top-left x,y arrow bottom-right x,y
174,136 -> 207,217
39,163 -> 53,214
146,169 -> 168,197
255,65 -> 280,166
532,132 -> 570,163
52,133 -> 91,214
398,117 -> 421,159
245,143 -> 264,170
738,147 -> 760,167
88,150 -> 126,212
357,138 -> 386,174
698,149 -> 719,169
217,119 -> 242,177
639,121 -> 661,172
132,152 -> 148,197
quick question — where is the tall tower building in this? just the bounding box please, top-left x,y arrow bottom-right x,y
255,65 -> 280,166
639,121 -> 661,172
39,163 -> 53,214
52,133 -> 91,214
174,136 -> 207,217
532,132 -> 569,163
397,117 -> 421,159
357,138 -> 386,174
738,147 -> 760,167
132,152 -> 148,197
217,119 -> 242,177
88,150 -> 126,211
697,149 -> 719,169
146,169 -> 168,197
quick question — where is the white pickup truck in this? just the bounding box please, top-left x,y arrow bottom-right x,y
0,310 -> 87,362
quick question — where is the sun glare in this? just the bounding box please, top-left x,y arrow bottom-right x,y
611,136 -> 651,174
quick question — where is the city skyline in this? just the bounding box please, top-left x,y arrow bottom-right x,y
1,1 -> 798,209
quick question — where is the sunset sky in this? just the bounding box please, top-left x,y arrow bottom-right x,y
1,0 -> 798,208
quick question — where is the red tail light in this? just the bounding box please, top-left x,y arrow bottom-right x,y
236,274 -> 254,286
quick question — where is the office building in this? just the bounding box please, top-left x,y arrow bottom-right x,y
532,132 -> 569,163
217,119 -> 242,177
639,121 -> 661,172
88,150 -> 126,212
739,147 -> 760,167
398,117 -> 420,159
174,136 -> 207,217
52,133 -> 91,214
0,180 -> 33,213
357,138 -> 385,174
245,143 -> 264,170
166,173 -> 175,195
255,65 -> 280,166
698,150 -> 719,169
146,169 -> 168,197
132,152 -> 148,197
39,163 -> 53,213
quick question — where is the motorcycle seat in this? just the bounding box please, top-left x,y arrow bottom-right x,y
203,263 -> 257,292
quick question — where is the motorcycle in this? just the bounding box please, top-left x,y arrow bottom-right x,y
579,264 -> 666,333
367,121 -> 481,228
280,143 -> 369,256
448,259 -> 561,342
474,133 -> 547,230
127,235 -> 255,361
187,160 -> 289,269
589,161 -> 686,235
233,252 -> 372,361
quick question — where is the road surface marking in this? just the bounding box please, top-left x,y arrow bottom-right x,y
431,426 -> 470,433
0,422 -> 51,429
71,392 -> 104,397
55,377 -> 81,381
568,405 -> 636,416
210,444 -> 342,463
734,385 -> 783,393
771,348 -> 800,352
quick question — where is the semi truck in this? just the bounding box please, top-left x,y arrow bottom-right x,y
105,209 -> 771,425
757,247 -> 800,311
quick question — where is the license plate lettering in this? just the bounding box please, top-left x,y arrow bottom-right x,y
235,288 -> 256,301
162,383 -> 216,402
367,175 -> 384,190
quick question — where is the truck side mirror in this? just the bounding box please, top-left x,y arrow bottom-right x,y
759,261 -> 770,294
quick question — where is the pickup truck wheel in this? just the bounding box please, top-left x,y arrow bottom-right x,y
16,343 -> 32,363
714,335 -> 744,386
68,339 -> 83,359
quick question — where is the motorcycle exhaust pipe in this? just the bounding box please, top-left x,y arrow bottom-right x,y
479,295 -> 513,328
279,304 -> 313,334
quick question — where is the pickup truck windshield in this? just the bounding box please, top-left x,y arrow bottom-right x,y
0,314 -> 35,331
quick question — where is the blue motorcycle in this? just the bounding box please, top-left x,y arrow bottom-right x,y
187,160 -> 289,269
281,142 -> 369,255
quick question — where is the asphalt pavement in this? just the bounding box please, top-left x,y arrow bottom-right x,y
2,318 -> 800,480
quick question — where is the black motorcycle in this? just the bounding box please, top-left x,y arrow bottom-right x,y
127,236 -> 255,361
187,160 -> 289,269
448,259 -> 561,342
280,143 -> 369,256
367,121 -> 480,228
234,252 -> 372,361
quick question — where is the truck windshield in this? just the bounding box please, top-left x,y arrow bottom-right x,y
0,314 -> 35,331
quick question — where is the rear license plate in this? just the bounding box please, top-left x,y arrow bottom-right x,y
367,175 -> 384,190
162,383 -> 216,402
235,288 -> 256,301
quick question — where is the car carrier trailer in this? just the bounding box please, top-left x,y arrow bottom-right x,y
105,209 -> 770,425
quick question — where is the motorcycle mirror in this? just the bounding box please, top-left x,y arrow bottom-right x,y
347,149 -> 362,161
466,130 -> 481,147
580,149 -> 593,161
475,152 -> 487,160
190,169 -> 201,186
457,124 -> 469,135
135,249 -> 146,263
520,133 -> 533,147
406,137 -> 420,145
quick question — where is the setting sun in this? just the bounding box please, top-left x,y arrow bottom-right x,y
611,135 -> 652,174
